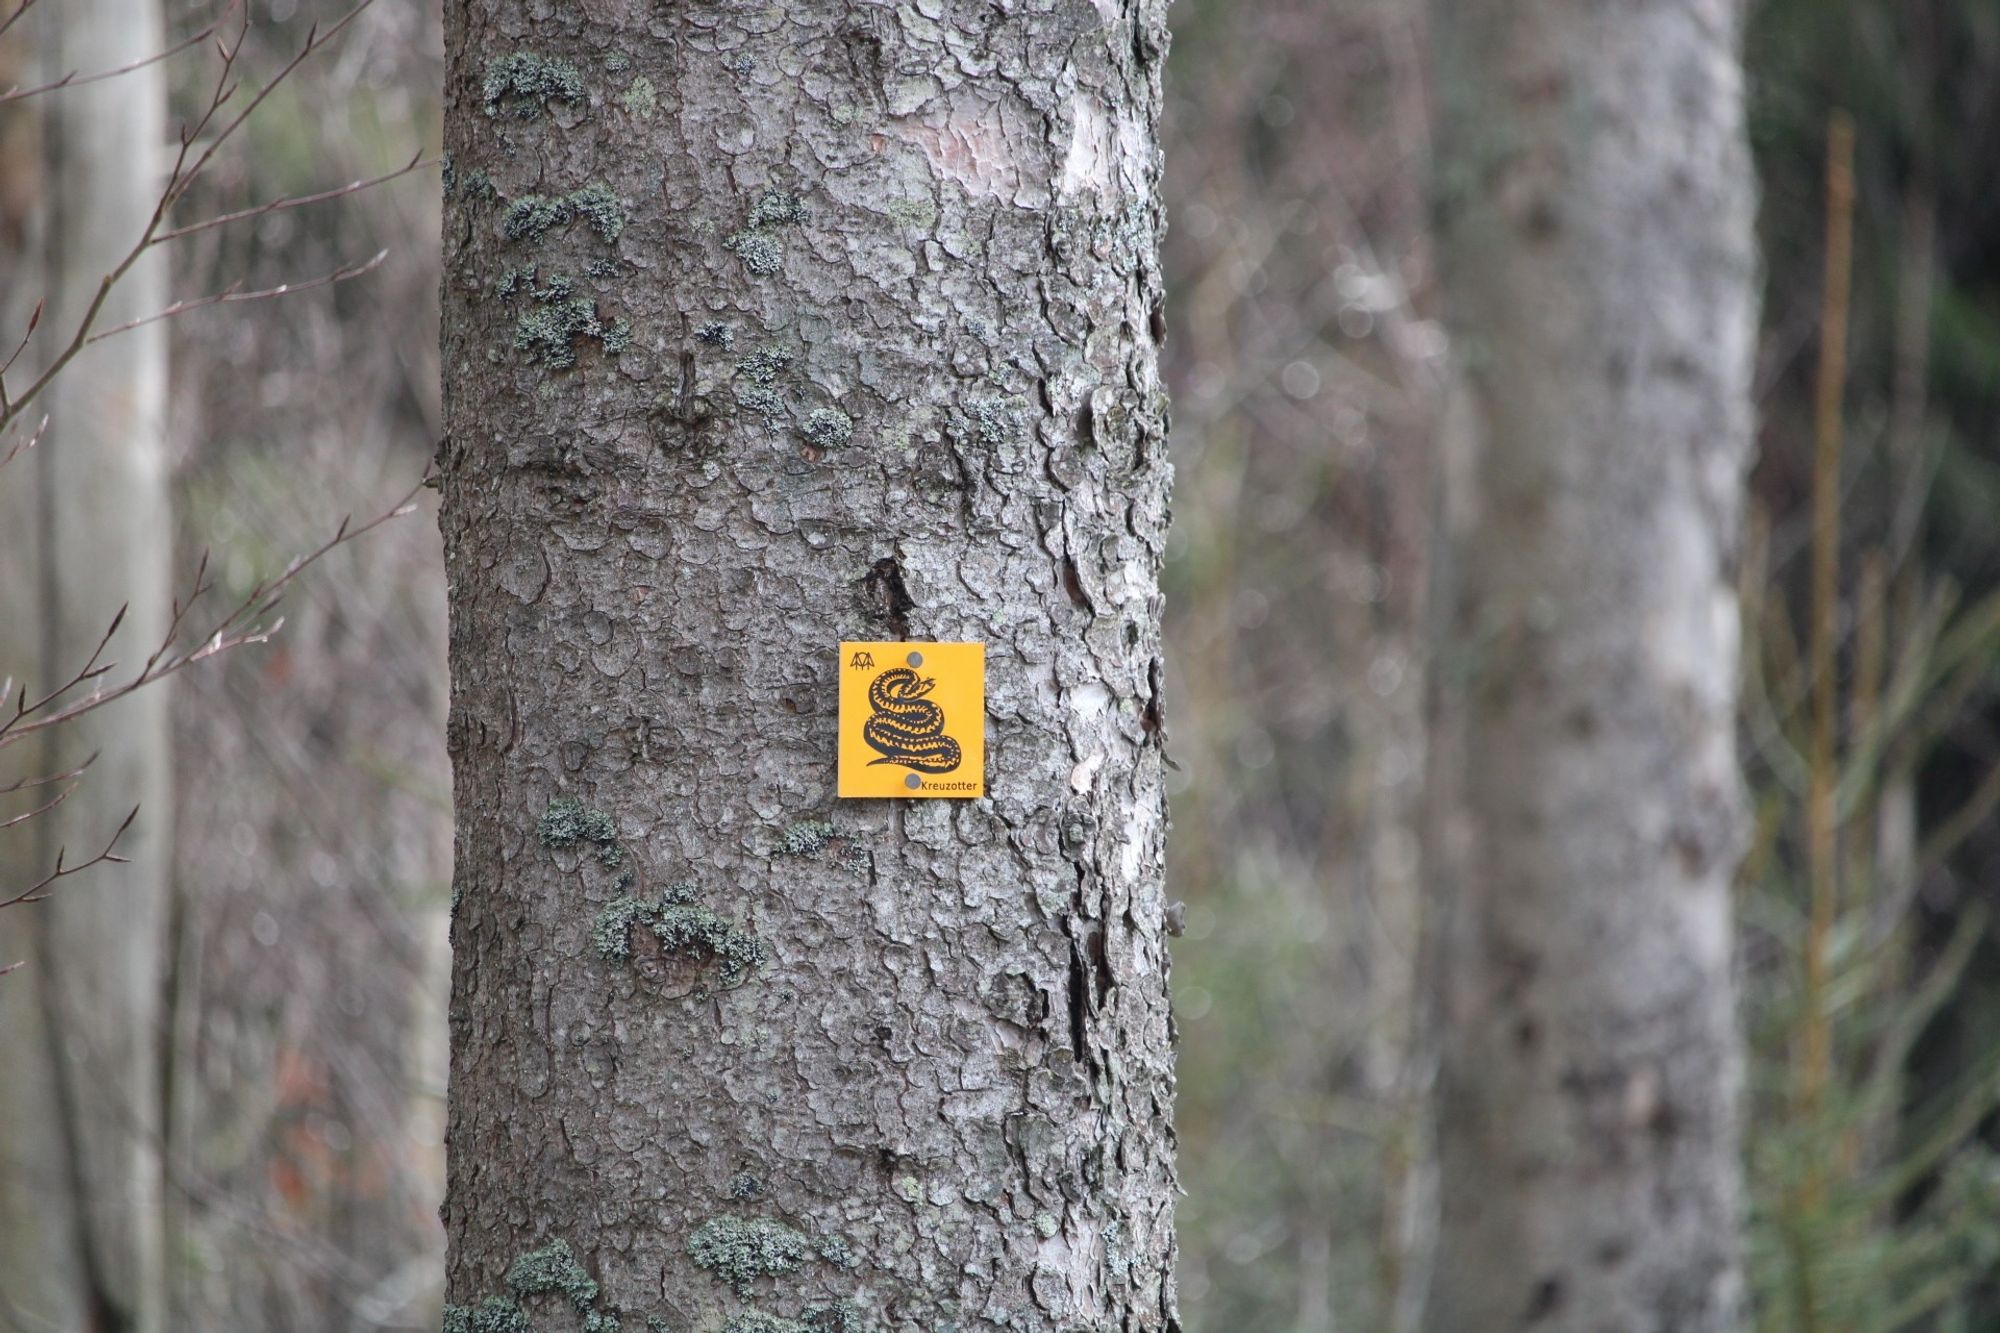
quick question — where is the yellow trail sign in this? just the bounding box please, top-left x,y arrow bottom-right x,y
838,642 -> 985,799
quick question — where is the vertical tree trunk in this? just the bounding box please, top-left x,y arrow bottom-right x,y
0,0 -> 173,1328
438,4 -> 1176,1331
1424,1 -> 1758,1327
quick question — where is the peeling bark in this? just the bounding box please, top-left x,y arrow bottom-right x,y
438,3 -> 1177,1330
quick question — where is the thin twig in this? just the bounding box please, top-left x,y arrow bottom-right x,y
0,805 -> 137,909
153,155 -> 430,244
0,753 -> 98,798
0,0 -> 380,436
85,250 -> 389,344
0,781 -> 79,832
0,413 -> 47,473
0,0 -> 42,45
0,9 -> 226,107
0,472 -> 426,748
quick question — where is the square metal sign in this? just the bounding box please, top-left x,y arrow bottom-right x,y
837,642 -> 985,798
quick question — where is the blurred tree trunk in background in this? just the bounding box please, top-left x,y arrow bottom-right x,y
0,0 -> 173,1327
1153,2 -> 1442,1325
1424,1 -> 1759,1328
438,3 -> 1176,1331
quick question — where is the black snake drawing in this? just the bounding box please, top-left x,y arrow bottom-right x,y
862,667 -> 963,774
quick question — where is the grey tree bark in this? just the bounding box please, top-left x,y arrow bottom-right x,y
1423,1 -> 1759,1328
438,4 -> 1176,1331
0,0 -> 173,1329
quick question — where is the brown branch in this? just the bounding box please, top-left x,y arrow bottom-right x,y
0,753 -> 98,798
85,249 -> 389,345
0,9 -> 226,107
0,297 -> 43,389
0,805 -> 137,909
0,0 -> 379,436
152,154 -> 430,245
0,780 -> 80,832
0,413 -> 47,473
0,0 -> 41,44
3,604 -> 128,734
0,472 -> 426,748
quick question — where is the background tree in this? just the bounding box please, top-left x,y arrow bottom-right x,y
1423,1 -> 1760,1327
437,3 -> 1176,1331
0,0 -> 174,1324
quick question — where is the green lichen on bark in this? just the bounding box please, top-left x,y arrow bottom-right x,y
772,819 -> 865,872
482,52 -> 585,119
443,158 -> 499,203
503,183 -> 626,246
539,797 -> 618,849
955,398 -> 1025,449
590,896 -> 653,963
745,189 -> 807,229
471,1296 -> 531,1333
802,1303 -> 867,1333
502,272 -> 631,371
567,182 -> 626,242
733,345 -> 794,418
723,230 -> 783,277
688,1215 -> 814,1294
652,905 -> 766,984
592,890 -> 766,985
883,194 -> 938,231
495,264 -> 537,299
813,1234 -> 856,1270
516,297 -> 603,369
722,1315 -> 807,1333
503,195 -> 571,244
738,346 -> 791,384
620,75 -> 658,120
801,409 -> 853,451
507,1238 -> 601,1309
723,189 -> 807,277
774,820 -> 834,856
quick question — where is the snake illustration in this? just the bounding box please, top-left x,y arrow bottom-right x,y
862,667 -> 963,774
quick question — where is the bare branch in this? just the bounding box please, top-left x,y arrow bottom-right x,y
0,297 -> 43,389
0,780 -> 78,832
0,0 -> 42,44
0,9 -> 225,107
153,154 -> 432,244
0,0 -> 381,436
0,752 -> 98,798
165,1 -> 375,215
0,413 -> 47,473
84,250 -> 389,345
0,472 -> 427,748
0,805 -> 138,910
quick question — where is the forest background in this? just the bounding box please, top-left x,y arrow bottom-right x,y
1,0 -> 1997,1329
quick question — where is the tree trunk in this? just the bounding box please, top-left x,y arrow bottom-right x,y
0,0 -> 173,1328
1424,1 -> 1758,1328
437,4 -> 1176,1331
